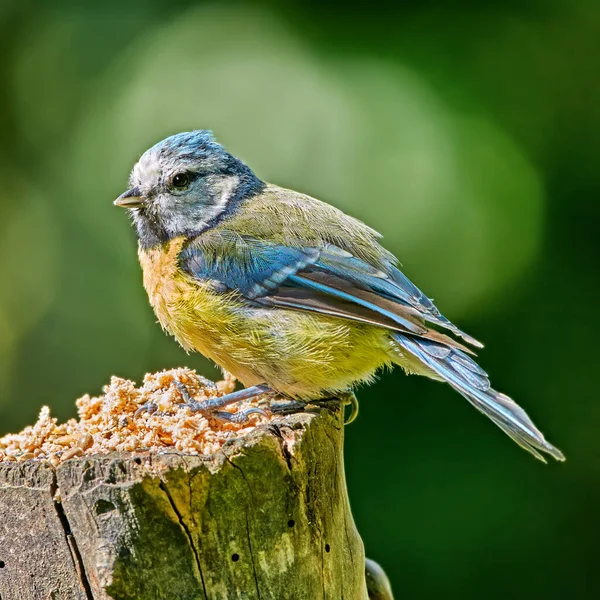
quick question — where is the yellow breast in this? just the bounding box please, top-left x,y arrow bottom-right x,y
138,238 -> 185,329
138,238 -> 236,357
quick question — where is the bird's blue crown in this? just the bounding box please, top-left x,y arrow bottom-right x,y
144,130 -> 259,183
152,130 -> 223,161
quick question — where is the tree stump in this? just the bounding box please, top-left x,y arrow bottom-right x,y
0,405 -> 392,599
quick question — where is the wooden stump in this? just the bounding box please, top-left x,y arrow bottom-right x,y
0,405 -> 392,599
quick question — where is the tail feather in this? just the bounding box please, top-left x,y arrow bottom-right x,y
393,334 -> 565,462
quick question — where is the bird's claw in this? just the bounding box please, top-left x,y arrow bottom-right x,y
340,391 -> 359,425
135,402 -> 159,417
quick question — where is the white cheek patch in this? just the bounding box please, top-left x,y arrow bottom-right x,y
207,175 -> 240,211
198,175 -> 241,225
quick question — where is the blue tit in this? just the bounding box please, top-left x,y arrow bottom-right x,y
114,130 -> 563,462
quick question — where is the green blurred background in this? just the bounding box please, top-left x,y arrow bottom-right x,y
0,0 -> 598,597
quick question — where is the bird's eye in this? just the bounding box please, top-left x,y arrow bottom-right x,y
171,172 -> 191,189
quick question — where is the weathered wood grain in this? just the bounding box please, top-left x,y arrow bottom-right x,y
0,460 -> 90,599
0,405 -> 392,599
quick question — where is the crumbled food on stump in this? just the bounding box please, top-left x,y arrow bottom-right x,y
0,368 -> 268,463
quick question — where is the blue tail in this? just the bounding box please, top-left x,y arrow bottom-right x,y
393,334 -> 564,462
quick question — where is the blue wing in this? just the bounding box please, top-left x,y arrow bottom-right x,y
181,239 -> 321,299
179,237 -> 478,345
315,247 -> 481,347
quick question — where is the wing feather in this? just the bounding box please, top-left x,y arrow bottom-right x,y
180,234 -> 481,350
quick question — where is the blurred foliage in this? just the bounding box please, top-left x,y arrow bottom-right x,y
0,1 -> 598,598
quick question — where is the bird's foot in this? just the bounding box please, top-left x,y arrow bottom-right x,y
175,380 -> 273,423
134,378 -> 358,426
268,391 -> 358,425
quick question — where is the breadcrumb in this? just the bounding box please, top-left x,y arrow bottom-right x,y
0,368 -> 270,463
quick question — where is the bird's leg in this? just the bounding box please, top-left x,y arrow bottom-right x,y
176,380 -> 274,424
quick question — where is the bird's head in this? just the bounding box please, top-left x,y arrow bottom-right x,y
114,130 -> 264,248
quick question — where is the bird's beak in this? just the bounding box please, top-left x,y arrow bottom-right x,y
114,186 -> 145,208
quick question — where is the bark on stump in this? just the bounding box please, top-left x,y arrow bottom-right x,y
0,405 -> 391,599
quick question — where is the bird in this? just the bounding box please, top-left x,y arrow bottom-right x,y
114,130 -> 564,462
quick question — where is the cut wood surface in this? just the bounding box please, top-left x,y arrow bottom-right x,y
0,404 -> 393,599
